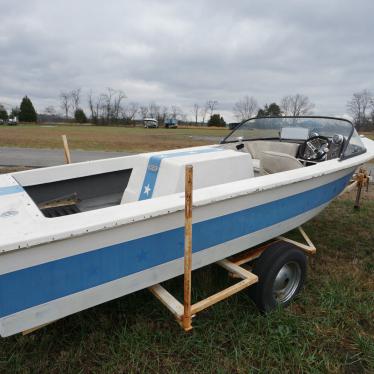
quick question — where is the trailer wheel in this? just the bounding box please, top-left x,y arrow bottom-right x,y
249,241 -> 307,313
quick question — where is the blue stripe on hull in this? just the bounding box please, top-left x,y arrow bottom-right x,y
0,185 -> 24,196
0,172 -> 352,317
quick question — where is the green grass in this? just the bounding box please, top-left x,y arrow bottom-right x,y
0,195 -> 373,373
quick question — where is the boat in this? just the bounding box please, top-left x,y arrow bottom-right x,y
0,116 -> 373,336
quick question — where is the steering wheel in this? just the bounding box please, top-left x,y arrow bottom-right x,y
300,136 -> 330,161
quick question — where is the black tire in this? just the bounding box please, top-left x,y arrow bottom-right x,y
249,241 -> 307,313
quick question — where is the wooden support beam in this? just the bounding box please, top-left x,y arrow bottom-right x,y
278,226 -> 316,255
190,277 -> 256,315
62,134 -> 72,164
149,284 -> 184,320
183,165 -> 193,331
22,321 -> 56,335
217,259 -> 258,281
230,241 -> 278,267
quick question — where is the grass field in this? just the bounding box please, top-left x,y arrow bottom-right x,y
362,132 -> 374,140
0,124 -> 229,153
0,185 -> 373,373
0,124 -> 372,156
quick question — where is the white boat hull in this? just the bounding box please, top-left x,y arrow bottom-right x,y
0,166 -> 355,337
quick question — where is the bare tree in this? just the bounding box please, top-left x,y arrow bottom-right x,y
370,97 -> 374,124
139,105 -> 149,119
158,105 -> 169,123
101,88 -> 114,123
122,102 -> 139,124
280,94 -> 315,116
97,88 -> 126,123
200,103 -> 209,124
206,100 -> 218,117
87,90 -> 103,124
193,104 -> 200,125
148,102 -> 160,119
347,89 -> 372,129
170,105 -> 183,120
122,102 -> 139,121
44,105 -> 57,116
70,88 -> 81,112
232,96 -> 258,121
60,91 -> 71,120
112,89 -> 126,122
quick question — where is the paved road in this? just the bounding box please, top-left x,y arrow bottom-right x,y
0,147 -> 131,167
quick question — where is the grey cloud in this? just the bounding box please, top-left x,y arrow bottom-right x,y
0,0 -> 373,120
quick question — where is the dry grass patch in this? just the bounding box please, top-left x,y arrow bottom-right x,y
0,124 -> 229,152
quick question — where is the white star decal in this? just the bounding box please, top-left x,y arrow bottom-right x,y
144,184 -> 151,196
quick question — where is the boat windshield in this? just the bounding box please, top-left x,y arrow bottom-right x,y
221,116 -> 366,159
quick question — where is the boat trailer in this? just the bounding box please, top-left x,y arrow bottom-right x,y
149,165 -> 317,331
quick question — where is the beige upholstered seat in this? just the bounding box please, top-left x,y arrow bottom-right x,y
246,141 -> 299,159
260,151 -> 303,174
221,140 -> 302,175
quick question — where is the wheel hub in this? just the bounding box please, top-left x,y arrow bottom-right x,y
273,261 -> 301,304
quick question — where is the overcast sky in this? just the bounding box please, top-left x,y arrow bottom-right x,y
0,0 -> 373,121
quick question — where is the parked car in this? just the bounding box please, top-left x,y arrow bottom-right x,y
143,118 -> 158,128
228,122 -> 239,130
164,118 -> 178,128
0,119 -> 4,125
7,117 -> 18,126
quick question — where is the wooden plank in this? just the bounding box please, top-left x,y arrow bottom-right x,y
190,277 -> 256,315
39,192 -> 79,209
278,226 -> 316,255
230,242 -> 277,266
149,284 -> 184,319
299,227 -> 315,249
217,259 -> 258,282
183,165 -> 193,331
22,321 -> 56,335
62,134 -> 72,164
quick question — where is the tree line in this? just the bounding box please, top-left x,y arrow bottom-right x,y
232,94 -> 315,121
0,96 -> 37,122
1,90 -> 373,130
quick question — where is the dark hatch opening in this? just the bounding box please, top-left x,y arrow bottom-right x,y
24,169 -> 132,217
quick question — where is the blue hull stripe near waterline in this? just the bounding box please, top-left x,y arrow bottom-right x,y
0,172 -> 352,317
0,185 -> 24,196
139,148 -> 224,200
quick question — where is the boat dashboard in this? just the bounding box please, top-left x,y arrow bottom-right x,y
221,116 -> 367,165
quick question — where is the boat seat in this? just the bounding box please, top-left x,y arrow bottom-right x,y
260,151 -> 304,174
246,141 -> 299,159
